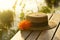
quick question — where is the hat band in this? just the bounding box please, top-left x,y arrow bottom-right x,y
31,21 -> 48,27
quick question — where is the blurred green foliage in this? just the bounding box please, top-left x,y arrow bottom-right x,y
38,6 -> 51,13
19,11 -> 25,21
0,10 -> 15,29
45,0 -> 60,8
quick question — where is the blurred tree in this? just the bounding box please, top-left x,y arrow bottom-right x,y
45,0 -> 60,8
0,10 -> 15,29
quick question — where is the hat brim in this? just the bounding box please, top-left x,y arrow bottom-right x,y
28,20 -> 57,30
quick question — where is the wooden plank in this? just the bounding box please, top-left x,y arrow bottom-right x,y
37,28 -> 56,40
11,14 -> 53,40
37,13 -> 60,40
26,31 -> 41,40
25,14 -> 53,40
53,25 -> 60,40
47,14 -> 53,20
49,13 -> 60,25
11,31 -> 31,40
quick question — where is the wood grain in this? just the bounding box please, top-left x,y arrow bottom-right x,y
11,13 -> 60,40
53,25 -> 60,40
24,14 -> 53,40
37,13 -> 60,40
49,13 -> 60,25
11,31 -> 31,40
37,28 -> 56,40
26,31 -> 41,40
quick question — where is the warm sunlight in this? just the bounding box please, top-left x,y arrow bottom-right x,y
0,0 -> 46,12
16,0 -> 46,13
15,0 -> 46,16
15,0 -> 38,14
0,0 -> 16,11
0,0 -> 60,40
0,0 -> 47,19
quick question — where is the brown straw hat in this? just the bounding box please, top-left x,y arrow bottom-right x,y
25,13 -> 57,30
19,13 -> 57,30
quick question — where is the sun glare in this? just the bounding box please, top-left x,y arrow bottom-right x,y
0,0 -> 46,13
0,0 -> 16,11
15,0 -> 46,13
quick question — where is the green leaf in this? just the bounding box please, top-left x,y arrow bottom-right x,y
38,6 -> 51,13
20,11 -> 25,20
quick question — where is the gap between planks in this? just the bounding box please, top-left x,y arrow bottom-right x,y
51,22 -> 60,40
11,13 -> 54,40
53,25 -> 60,40
37,13 -> 60,40
25,14 -> 53,40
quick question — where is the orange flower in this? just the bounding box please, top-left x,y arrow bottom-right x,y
18,20 -> 31,30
